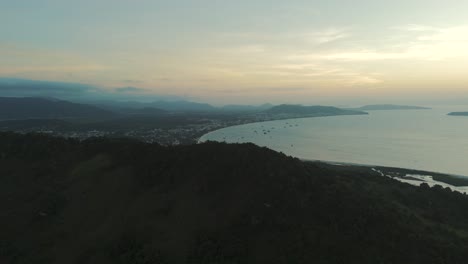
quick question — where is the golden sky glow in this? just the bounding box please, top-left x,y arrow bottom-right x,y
2,1 -> 468,103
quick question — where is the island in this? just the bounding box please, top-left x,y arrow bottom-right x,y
448,112 -> 468,116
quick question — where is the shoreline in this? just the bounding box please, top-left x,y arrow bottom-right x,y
197,114 -> 363,143
309,160 -> 468,193
198,112 -> 468,190
303,158 -> 468,179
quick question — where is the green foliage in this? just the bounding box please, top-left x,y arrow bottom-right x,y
1,132 -> 468,264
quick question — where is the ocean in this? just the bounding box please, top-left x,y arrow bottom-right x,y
200,106 -> 468,177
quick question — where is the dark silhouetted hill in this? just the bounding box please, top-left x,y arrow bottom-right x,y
2,132 -> 468,263
95,100 -> 216,113
123,107 -> 167,115
221,103 -> 274,112
448,112 -> 468,116
266,104 -> 367,116
354,104 -> 431,111
150,100 -> 216,112
0,97 -> 117,120
0,119 -> 73,130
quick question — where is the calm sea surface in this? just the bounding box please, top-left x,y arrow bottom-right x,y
200,107 -> 468,176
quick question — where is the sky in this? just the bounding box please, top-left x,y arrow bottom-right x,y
1,0 -> 468,104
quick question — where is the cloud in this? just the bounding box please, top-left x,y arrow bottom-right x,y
0,78 -> 183,101
122,79 -> 143,84
206,26 -> 385,88
344,76 -> 383,86
302,51 -> 408,61
0,45 -> 110,77
305,28 -> 350,44
294,25 -> 468,62
5,23 -> 467,99
397,24 -> 439,32
221,44 -> 266,54
0,78 -> 98,97
0,65 -> 108,75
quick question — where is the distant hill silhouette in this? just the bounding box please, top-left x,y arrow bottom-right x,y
221,103 -> 274,112
0,119 -> 73,130
448,112 -> 468,116
2,132 -> 468,263
266,104 -> 367,116
123,107 -> 167,115
353,104 -> 431,111
149,100 -> 216,112
95,99 -> 216,112
0,97 -> 117,120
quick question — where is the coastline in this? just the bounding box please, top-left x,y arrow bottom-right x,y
310,160 -> 468,192
198,116 -> 468,192
304,158 -> 468,179
196,114 -> 362,143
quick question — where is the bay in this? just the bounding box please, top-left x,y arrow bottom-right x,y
200,107 -> 468,176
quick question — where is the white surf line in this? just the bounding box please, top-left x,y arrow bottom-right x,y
371,168 -> 385,177
371,168 -> 468,194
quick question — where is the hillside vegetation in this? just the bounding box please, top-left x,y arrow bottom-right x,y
1,132 -> 468,263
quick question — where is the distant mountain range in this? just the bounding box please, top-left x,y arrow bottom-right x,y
149,100 -> 215,112
0,97 -> 117,120
351,104 -> 431,111
91,100 -> 213,113
96,100 -> 274,113
0,78 -> 266,113
221,103 -> 274,112
124,107 -> 167,115
266,104 -> 367,116
5,96 -> 441,125
0,78 -> 438,115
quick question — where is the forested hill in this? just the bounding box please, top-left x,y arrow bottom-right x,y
1,132 -> 468,263
266,104 -> 367,116
0,97 -> 116,120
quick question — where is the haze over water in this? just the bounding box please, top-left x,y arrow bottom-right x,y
201,107 -> 468,176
